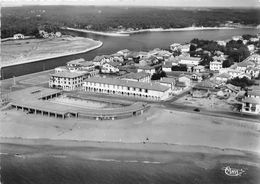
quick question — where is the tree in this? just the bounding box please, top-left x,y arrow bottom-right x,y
200,54 -> 213,66
228,77 -> 255,88
151,71 -> 167,80
222,59 -> 234,68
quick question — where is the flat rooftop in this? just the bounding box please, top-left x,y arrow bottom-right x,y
51,71 -> 86,78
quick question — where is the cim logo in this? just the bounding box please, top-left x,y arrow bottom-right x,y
222,166 -> 246,177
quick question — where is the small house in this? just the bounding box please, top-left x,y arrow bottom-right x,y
13,33 -> 25,39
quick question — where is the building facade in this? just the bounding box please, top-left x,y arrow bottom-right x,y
101,62 -> 120,73
210,61 -> 223,71
83,77 -> 170,101
49,72 -> 87,91
241,88 -> 260,114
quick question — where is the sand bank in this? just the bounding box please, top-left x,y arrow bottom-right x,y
1,36 -> 103,68
117,26 -> 238,34
63,26 -> 238,37
63,27 -> 130,37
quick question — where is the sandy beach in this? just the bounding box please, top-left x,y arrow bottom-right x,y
1,100 -> 260,184
1,106 -> 259,153
1,36 -> 103,67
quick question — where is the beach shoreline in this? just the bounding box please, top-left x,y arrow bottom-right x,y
1,37 -> 103,68
0,137 -> 255,155
63,27 -> 130,37
0,107 -> 259,154
64,26 -> 258,37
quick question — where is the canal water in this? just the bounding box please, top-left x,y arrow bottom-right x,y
1,28 -> 259,79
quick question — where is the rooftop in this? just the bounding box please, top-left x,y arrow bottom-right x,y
237,61 -> 255,68
138,65 -> 157,70
160,77 -> 176,84
67,58 -> 85,65
121,71 -> 149,80
51,71 -> 87,78
9,87 -> 148,116
195,80 -> 217,89
217,73 -> 231,79
84,77 -> 170,92
243,97 -> 260,104
175,82 -> 186,87
178,56 -> 201,61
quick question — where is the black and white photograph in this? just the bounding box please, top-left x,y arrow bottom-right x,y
0,0 -> 260,183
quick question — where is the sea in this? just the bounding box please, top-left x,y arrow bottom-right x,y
1,28 -> 259,79
0,143 -> 259,184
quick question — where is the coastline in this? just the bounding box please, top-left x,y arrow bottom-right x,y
1,38 -> 103,68
117,26 -> 237,34
1,137 -> 260,169
63,27 -> 130,37
1,108 -> 259,154
64,26 -> 258,37
0,137 -> 254,156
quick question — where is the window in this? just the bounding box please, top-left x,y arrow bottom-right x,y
145,89 -> 148,93
127,87 -> 130,90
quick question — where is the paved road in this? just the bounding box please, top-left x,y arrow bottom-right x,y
162,103 -> 260,123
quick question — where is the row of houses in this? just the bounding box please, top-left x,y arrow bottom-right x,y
215,54 -> 260,82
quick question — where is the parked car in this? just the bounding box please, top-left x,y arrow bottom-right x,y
193,108 -> 200,112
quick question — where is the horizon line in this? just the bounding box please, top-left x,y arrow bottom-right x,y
2,4 -> 260,9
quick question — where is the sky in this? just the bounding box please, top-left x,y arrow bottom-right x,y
1,0 -> 260,8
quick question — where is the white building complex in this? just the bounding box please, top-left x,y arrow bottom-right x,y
49,71 -> 87,91
83,77 -> 171,101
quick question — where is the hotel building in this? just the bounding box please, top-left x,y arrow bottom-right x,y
49,71 -> 87,91
83,77 -> 171,101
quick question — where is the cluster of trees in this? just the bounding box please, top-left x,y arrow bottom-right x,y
225,40 -> 250,63
2,6 -> 260,38
189,38 -> 251,68
171,65 -> 187,71
151,71 -> 167,80
228,77 -> 255,88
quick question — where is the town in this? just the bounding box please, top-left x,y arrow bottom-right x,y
3,33 -> 260,119
1,3 -> 260,184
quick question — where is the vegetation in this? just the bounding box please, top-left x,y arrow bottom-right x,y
189,38 -> 251,67
222,59 -> 233,68
151,71 -> 167,80
228,77 -> 255,88
225,40 -> 250,63
2,6 -> 260,38
171,65 -> 187,71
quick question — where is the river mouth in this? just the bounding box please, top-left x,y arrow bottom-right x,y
1,28 -> 259,80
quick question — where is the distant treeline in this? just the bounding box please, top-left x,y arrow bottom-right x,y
2,6 -> 260,38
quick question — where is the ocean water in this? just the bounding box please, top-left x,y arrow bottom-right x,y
1,144 -> 259,184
